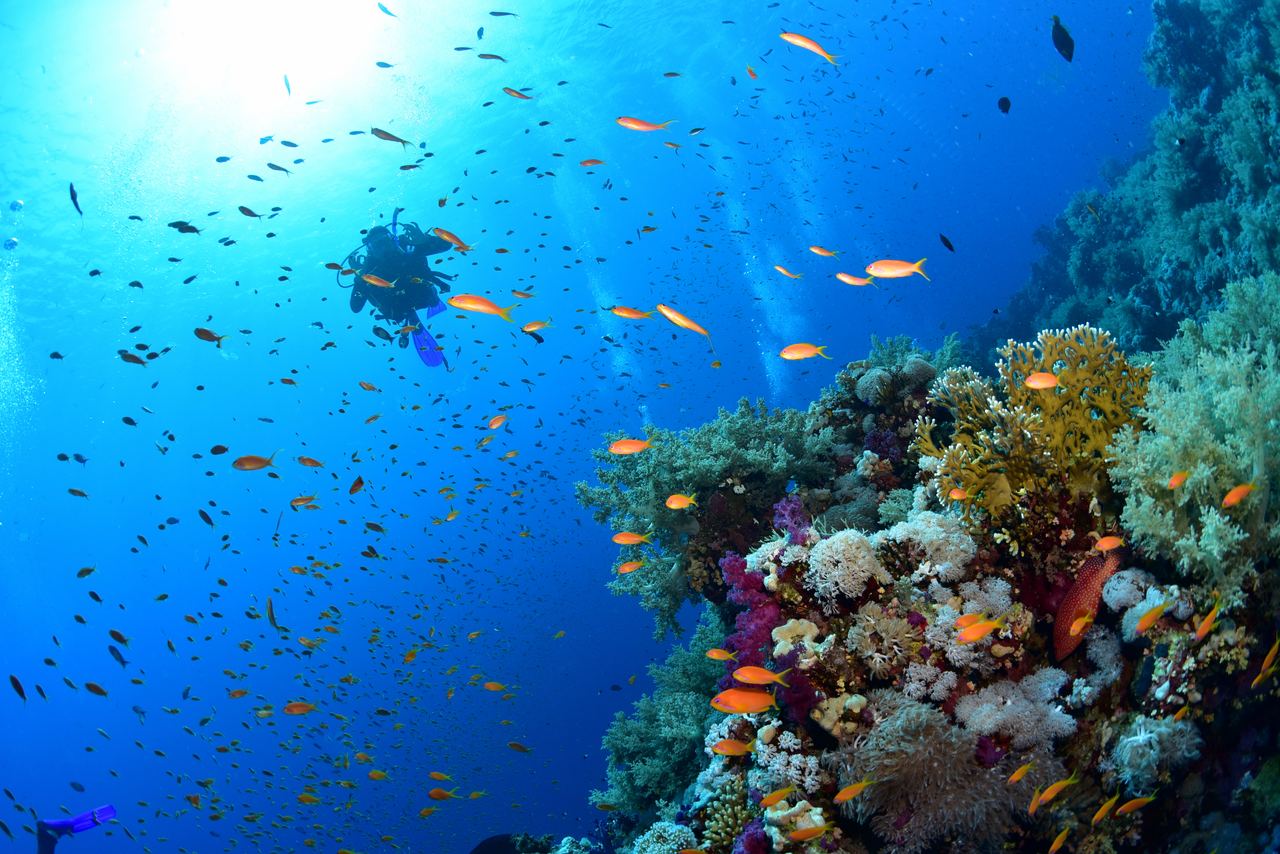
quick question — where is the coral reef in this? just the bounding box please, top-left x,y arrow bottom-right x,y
580,321 -> 1280,852
1108,275 -> 1280,605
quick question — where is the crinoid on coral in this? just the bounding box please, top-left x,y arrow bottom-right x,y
1107,713 -> 1203,793
1109,275 -> 1280,606
914,325 -> 1150,549
823,690 -> 1063,854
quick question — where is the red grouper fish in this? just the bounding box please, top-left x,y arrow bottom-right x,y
1054,552 -> 1122,660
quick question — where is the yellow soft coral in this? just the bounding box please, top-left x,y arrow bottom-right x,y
916,325 -> 1150,532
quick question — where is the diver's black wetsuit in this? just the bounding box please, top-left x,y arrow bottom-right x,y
346,220 -> 454,343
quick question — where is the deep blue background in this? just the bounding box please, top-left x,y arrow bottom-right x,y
0,1 -> 1164,851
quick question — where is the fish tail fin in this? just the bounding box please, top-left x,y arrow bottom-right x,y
914,258 -> 930,280
499,305 -> 517,322
660,120 -> 676,128
827,54 -> 839,65
776,668 -> 791,687
818,346 -> 832,359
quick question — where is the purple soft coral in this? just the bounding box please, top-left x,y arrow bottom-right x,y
720,551 -> 768,609
732,818 -> 770,854
772,494 -> 811,543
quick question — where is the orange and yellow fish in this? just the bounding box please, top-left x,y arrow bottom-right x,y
836,272 -> 875,286
610,305 -> 652,319
616,116 -> 674,132
1092,792 -> 1120,825
665,493 -> 697,509
710,688 -> 776,714
710,738 -> 755,756
432,227 -> 473,252
1135,601 -> 1169,634
833,777 -> 875,803
1024,371 -> 1059,390
774,265 -> 802,279
656,303 -> 711,339
1222,482 -> 1256,508
865,257 -> 928,280
612,531 -> 652,545
447,294 -> 516,321
608,438 -> 651,455
780,343 -> 831,361
732,666 -> 790,686
779,31 -> 837,64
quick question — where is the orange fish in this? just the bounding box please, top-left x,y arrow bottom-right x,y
779,343 -> 830,361
1094,535 -> 1124,552
705,648 -> 737,662
1114,795 -> 1156,816
522,319 -> 551,334
948,486 -> 968,500
865,258 -> 928,280
428,787 -> 459,800
1007,760 -> 1034,785
836,272 -> 875,286
580,158 -> 605,167
194,327 -> 226,348
616,560 -> 644,574
787,823 -> 832,842
1092,792 -> 1120,825
512,289 -> 536,299
483,681 -> 506,691
808,245 -> 838,257
1024,371 -> 1059,390
711,738 -> 755,756
507,741 -> 532,753
1167,470 -> 1190,489
612,531 -> 651,545
609,438 -> 651,455
1222,482 -> 1256,508
448,294 -> 516,321
957,617 -> 1005,644
610,305 -> 653,319
428,771 -> 451,781
774,265 -> 802,279
349,476 -> 364,495
746,64 -> 757,79
283,702 -> 316,715
488,415 -> 508,430
233,452 -> 276,471
1048,827 -> 1070,854
1135,601 -> 1169,634
432,227 -> 473,252
1028,786 -> 1043,816
361,273 -> 396,288
1069,611 -> 1094,637
760,786 -> 795,807
298,456 -> 324,467
368,770 -> 389,781
779,31 -> 837,64
1172,704 -> 1189,721
665,493 -> 697,509
1037,771 -> 1079,807
1194,595 -> 1221,642
290,494 -> 316,507
732,666 -> 790,686
710,688 -> 776,714
833,777 -> 875,803
502,87 -> 531,99
297,793 -> 321,805
954,612 -> 986,629
616,116 -> 674,131
656,303 -> 710,338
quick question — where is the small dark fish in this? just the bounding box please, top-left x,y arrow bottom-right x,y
267,162 -> 291,175
73,453 -> 88,464
238,205 -> 261,218
70,782 -> 85,793
997,96 -> 1011,114
247,174 -> 264,182
215,156 -> 231,163
280,140 -> 298,147
199,509 -> 214,527
128,214 -> 143,220
477,26 -> 484,39
373,326 -> 393,342
132,705 -> 146,724
371,127 -> 411,147
283,74 -> 291,96
9,675 -> 25,702
939,233 -> 955,252
377,1 -> 395,15
167,220 -> 201,234
375,61 -> 393,68
108,645 -> 129,668
69,182 -> 83,218
523,330 -> 544,344
0,818 -> 12,840
1051,15 -> 1074,62
477,53 -> 507,62
490,10 -> 518,16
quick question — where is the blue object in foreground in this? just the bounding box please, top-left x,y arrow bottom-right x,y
37,805 -> 116,853
413,302 -> 449,369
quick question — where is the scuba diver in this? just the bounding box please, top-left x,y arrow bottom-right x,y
37,804 -> 116,853
339,208 -> 454,369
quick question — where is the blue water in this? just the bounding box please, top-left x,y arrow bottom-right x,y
0,1 -> 1165,851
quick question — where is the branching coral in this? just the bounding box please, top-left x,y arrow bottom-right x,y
916,326 -> 1150,537
1109,275 -> 1280,605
